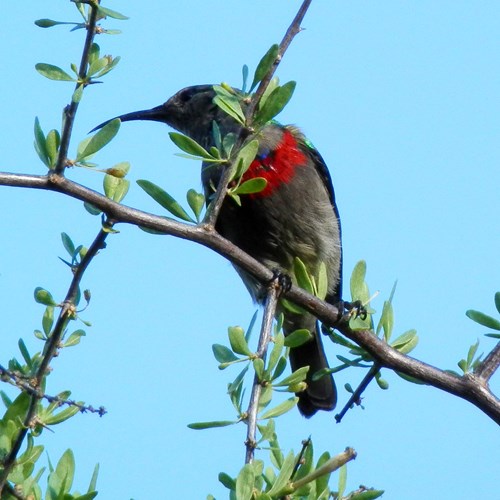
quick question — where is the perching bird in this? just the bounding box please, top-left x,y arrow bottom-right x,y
93,84 -> 343,417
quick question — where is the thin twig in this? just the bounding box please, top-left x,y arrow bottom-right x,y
203,0 -> 313,227
474,341 -> 500,381
0,222 -> 112,494
54,0 -> 100,175
290,447 -> 357,493
245,279 -> 280,464
290,438 -> 312,481
0,364 -> 106,416
246,0 -> 313,121
335,363 -> 381,423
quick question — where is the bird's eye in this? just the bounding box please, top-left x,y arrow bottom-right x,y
179,87 -> 197,103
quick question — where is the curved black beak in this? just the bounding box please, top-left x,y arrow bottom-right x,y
89,104 -> 167,133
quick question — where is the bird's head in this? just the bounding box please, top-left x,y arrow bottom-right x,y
90,84 -> 220,146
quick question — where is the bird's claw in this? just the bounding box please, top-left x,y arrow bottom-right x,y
334,300 -> 368,323
269,269 -> 292,297
343,300 -> 368,320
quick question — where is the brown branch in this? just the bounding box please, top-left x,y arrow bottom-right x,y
0,170 -> 499,425
0,219 -> 111,493
245,278 -> 280,464
0,364 -> 106,416
335,363 -> 381,423
475,341 -> 500,381
204,0 -> 313,227
246,0 -> 312,120
54,1 -> 100,175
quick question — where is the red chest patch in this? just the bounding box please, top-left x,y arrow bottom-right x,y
241,129 -> 307,198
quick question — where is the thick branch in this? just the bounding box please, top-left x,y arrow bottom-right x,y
1,170 -> 499,425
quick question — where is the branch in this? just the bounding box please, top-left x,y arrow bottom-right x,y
475,341 -> 500,381
54,0 -> 100,175
245,0 -> 312,120
245,278 -> 280,464
335,363 -> 381,423
0,364 -> 106,416
203,0 -> 313,227
0,221 -> 112,493
1,170 -> 499,425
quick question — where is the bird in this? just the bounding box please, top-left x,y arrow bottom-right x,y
93,84 -> 343,417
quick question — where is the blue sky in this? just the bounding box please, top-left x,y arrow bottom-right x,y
1,1 -> 499,498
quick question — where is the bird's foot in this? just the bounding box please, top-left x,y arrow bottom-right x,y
335,300 -> 368,322
269,269 -> 292,297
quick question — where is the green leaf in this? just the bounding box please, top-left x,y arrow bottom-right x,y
495,292 -> 500,314
104,175 -> 129,203
219,472 -> 236,491
375,371 -> 389,390
78,118 -> 120,160
251,44 -> 279,91
465,310 -> 500,331
61,232 -> 75,257
233,139 -> 260,179
467,340 -> 480,366
274,366 -> 309,387
391,329 -> 418,354
350,490 -> 385,500
34,287 -> 57,306
106,161 -> 130,178
42,306 -> 54,336
187,189 -> 205,221
377,299 -> 394,342
255,81 -> 296,125
45,405 -> 80,425
18,339 -> 32,368
84,202 -> 102,216
33,117 -> 49,167
35,63 -> 75,81
48,449 -> 75,495
236,463 -> 255,500
35,19 -> 75,28
232,178 -> 267,196
46,129 -> 61,167
87,57 -> 108,78
283,329 -> 313,348
137,179 -> 195,222
317,262 -> 328,300
242,64 -> 249,93
97,5 -> 129,20
337,465 -> 347,499
212,344 -> 239,364
64,329 -> 86,347
260,397 -> 298,419
88,43 -> 100,67
95,55 -> 121,78
188,420 -> 239,431
294,257 -> 314,295
213,86 -> 246,124
253,358 -> 265,381
267,451 -> 295,496
228,326 -> 252,356
87,463 -> 99,494
169,132 -> 212,159
350,260 -> 369,303
267,332 -> 285,375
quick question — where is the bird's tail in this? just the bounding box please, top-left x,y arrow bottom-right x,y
286,318 -> 336,417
